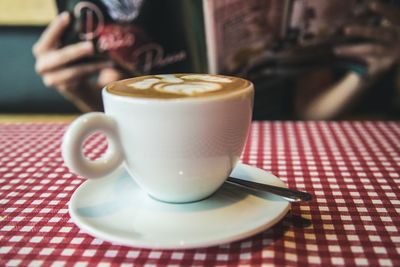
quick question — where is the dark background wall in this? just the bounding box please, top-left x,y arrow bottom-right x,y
0,27 -> 78,113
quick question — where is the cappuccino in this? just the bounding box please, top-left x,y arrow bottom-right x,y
106,74 -> 251,99
63,74 -> 253,202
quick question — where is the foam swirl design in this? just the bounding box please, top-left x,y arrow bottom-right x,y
128,74 -> 233,96
107,73 -> 250,99
155,82 -> 221,95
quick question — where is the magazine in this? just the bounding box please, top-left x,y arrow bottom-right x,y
56,0 -> 277,75
56,0 -> 380,76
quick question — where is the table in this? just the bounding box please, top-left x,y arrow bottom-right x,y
1,119 -> 399,266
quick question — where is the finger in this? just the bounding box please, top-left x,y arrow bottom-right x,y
335,44 -> 385,57
32,12 -> 70,56
364,55 -> 395,76
42,61 -> 111,88
35,41 -> 94,74
370,2 -> 400,26
335,46 -> 396,76
98,67 -> 126,86
345,26 -> 395,43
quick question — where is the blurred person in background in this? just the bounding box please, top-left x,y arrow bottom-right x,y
246,0 -> 400,120
32,10 -> 126,112
33,0 -> 400,120
294,0 -> 400,120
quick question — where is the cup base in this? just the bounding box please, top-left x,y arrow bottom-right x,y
147,190 -> 219,204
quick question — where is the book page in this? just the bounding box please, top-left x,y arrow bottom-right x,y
202,0 -> 286,74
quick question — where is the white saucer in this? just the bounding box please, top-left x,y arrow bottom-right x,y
69,163 -> 290,249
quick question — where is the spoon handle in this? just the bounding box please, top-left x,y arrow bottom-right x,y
226,177 -> 312,202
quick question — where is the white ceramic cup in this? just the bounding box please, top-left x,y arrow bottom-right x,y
62,77 -> 254,203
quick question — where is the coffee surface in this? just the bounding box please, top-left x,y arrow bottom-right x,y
106,74 -> 251,99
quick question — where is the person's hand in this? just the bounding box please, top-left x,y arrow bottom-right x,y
32,12 -> 125,112
335,2 -> 400,76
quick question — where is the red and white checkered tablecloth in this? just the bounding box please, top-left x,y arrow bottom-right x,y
0,121 -> 399,266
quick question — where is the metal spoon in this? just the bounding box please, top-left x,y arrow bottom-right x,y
226,177 -> 312,202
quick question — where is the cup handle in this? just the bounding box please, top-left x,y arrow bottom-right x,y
62,112 -> 124,179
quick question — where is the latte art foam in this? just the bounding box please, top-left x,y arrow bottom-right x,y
106,74 -> 250,99
155,82 -> 221,95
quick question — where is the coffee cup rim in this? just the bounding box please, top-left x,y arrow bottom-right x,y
102,80 -> 254,104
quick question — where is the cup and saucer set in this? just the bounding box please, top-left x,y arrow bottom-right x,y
63,74 -> 290,249
69,163 -> 290,250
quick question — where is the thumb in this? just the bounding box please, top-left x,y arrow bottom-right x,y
98,67 -> 127,87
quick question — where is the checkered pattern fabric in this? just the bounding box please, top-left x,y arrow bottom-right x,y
0,121 -> 399,266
